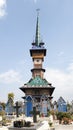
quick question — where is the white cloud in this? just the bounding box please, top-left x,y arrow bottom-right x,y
0,0 -> 7,18
44,63 -> 73,102
67,62 -> 73,72
0,70 -> 21,84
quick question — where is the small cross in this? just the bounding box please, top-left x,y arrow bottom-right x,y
14,101 -> 21,117
30,106 -> 40,123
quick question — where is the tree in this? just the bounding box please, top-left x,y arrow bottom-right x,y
8,93 -> 14,100
0,110 -> 5,116
67,101 -> 72,112
0,102 -> 6,110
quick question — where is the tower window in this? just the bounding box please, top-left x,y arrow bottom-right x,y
36,59 -> 40,62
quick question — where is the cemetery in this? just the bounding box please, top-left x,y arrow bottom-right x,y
0,5 -> 73,130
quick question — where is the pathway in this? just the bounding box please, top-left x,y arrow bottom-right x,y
55,124 -> 73,130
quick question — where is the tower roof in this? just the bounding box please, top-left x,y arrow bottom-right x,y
30,10 -> 46,56
20,76 -> 54,88
32,9 -> 45,48
20,76 -> 55,96
35,9 -> 40,46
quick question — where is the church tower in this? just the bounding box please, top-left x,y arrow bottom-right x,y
20,11 -> 55,117
30,11 -> 46,79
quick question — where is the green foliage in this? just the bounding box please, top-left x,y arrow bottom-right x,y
63,112 -> 71,119
47,110 -> 51,117
71,114 -> 73,120
49,122 -> 53,127
2,116 -> 11,126
56,112 -> 71,124
56,112 -> 63,121
14,120 -> 24,127
0,102 -> 6,110
8,93 -> 14,105
67,102 -> 72,111
47,110 -> 56,118
25,121 -> 31,127
0,111 -> 5,116
13,120 -> 31,127
8,93 -> 14,100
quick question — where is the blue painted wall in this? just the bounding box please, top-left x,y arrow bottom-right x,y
57,97 -> 67,112
25,96 -> 33,117
58,104 -> 67,112
41,100 -> 47,116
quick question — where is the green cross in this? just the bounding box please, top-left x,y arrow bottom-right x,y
14,101 -> 21,117
30,106 -> 40,123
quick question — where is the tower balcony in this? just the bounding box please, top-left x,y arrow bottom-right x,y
30,48 -> 46,57
31,68 -> 45,72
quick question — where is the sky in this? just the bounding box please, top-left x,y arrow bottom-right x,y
0,0 -> 73,103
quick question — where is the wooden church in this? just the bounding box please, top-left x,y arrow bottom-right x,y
20,11 -> 55,116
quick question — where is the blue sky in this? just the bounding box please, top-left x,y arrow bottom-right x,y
0,0 -> 73,103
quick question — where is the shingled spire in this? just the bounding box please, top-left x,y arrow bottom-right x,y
35,9 -> 40,46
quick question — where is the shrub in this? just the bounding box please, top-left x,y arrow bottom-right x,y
13,120 -> 31,127
63,117 -> 69,124
56,112 -> 71,124
49,122 -> 53,127
25,121 -> 31,127
13,120 -> 25,127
